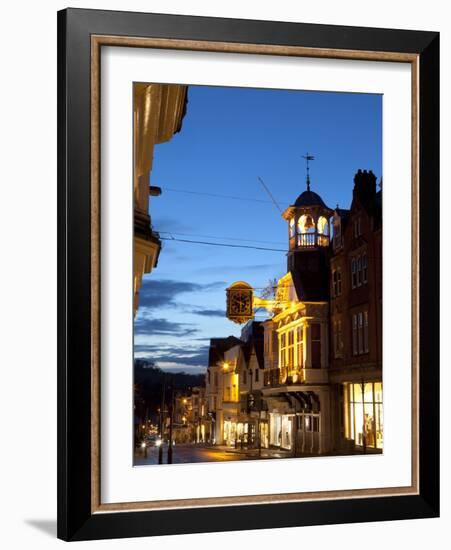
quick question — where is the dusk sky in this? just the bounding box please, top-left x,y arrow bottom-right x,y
134,85 -> 382,374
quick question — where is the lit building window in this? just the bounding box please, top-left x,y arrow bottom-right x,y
280,332 -> 286,368
287,330 -> 294,368
296,326 -> 304,368
345,382 -> 383,449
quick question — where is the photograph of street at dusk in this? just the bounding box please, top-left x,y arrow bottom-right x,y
133,83 -> 383,465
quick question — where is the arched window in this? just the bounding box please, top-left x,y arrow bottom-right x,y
298,215 -> 316,247
317,216 -> 329,235
298,214 -> 315,234
289,217 -> 296,237
317,216 -> 329,246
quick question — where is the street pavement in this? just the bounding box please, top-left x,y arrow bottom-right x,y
134,443 -> 292,466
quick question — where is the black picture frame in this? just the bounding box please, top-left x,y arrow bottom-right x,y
57,8 -> 439,541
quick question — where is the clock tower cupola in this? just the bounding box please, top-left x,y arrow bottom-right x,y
282,154 -> 333,273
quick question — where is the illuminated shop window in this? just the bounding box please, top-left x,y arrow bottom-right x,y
346,382 -> 383,450
281,415 -> 294,450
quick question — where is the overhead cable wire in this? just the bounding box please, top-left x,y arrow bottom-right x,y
160,186 -> 289,206
158,230 -> 285,246
160,236 -> 286,252
257,176 -> 283,213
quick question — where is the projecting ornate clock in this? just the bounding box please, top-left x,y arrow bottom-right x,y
226,281 -> 254,324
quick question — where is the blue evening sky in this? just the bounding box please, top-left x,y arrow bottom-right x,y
134,85 -> 382,374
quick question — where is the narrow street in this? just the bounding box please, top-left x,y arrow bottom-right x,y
134,444 -> 292,465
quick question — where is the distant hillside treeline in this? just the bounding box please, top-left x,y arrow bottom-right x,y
134,359 -> 205,421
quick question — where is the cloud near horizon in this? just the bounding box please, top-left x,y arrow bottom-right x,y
134,316 -> 198,338
134,342 -> 209,373
137,278 -> 226,309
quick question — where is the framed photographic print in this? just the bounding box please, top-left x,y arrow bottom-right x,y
57,8 -> 439,541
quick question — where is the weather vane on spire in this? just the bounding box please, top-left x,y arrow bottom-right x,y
302,152 -> 315,191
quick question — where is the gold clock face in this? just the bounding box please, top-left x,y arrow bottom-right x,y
229,290 -> 252,315
226,283 -> 254,324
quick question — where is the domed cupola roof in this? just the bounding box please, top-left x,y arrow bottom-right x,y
282,152 -> 332,220
294,189 -> 328,209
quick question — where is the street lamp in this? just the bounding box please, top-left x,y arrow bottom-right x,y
140,440 -> 147,458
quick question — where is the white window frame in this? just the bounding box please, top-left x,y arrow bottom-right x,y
362,253 -> 368,283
